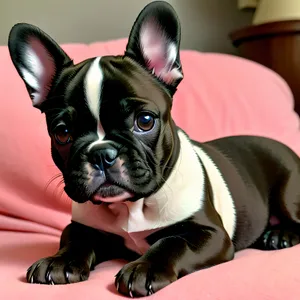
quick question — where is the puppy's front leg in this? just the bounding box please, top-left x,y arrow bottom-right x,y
116,220 -> 234,297
27,221 -> 132,284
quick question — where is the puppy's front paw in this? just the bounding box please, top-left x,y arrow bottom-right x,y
27,255 -> 90,285
115,260 -> 177,298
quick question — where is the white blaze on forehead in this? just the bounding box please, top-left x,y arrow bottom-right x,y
85,57 -> 103,121
84,57 -> 105,149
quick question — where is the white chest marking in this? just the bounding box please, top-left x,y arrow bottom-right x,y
193,146 -> 236,239
84,57 -> 105,148
72,131 -> 205,253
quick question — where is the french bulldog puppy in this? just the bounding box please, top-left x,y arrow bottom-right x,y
8,1 -> 300,298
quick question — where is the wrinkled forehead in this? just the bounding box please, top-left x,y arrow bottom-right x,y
54,55 -> 171,117
101,55 -> 170,100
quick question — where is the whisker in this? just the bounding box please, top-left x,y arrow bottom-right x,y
44,173 -> 63,193
43,172 -> 68,203
58,181 -> 67,202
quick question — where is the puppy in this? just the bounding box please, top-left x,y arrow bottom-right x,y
8,1 -> 300,297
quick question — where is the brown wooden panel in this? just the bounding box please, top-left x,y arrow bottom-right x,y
230,20 -> 300,115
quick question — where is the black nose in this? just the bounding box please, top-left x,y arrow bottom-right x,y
89,143 -> 118,171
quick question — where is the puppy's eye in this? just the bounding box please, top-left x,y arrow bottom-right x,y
134,112 -> 155,132
54,124 -> 73,145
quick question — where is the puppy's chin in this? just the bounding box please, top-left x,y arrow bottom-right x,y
90,184 -> 134,204
91,191 -> 134,204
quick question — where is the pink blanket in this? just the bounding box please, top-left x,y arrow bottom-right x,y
1,38 -> 300,299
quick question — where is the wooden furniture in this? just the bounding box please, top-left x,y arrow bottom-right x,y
230,20 -> 300,115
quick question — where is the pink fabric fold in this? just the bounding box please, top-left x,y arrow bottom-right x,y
1,38 -> 300,299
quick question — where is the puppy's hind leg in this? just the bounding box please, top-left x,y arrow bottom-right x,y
256,156 -> 300,251
254,224 -> 300,250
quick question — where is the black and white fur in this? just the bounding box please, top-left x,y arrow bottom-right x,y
8,1 -> 300,298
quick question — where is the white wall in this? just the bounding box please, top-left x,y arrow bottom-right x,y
0,0 -> 253,54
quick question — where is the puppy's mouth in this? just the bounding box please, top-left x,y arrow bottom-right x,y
90,182 -> 134,204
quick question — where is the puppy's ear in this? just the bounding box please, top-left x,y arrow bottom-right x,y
8,23 -> 72,109
125,1 -> 183,94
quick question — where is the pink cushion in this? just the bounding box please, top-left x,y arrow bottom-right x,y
2,231 -> 300,300
1,38 -> 300,299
